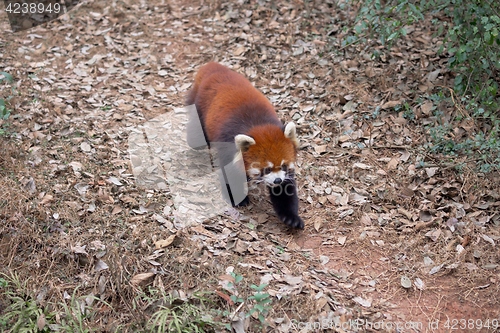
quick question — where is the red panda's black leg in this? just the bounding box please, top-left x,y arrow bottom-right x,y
268,179 -> 304,229
221,182 -> 249,207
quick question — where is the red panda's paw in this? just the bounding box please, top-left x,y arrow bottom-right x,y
280,214 -> 304,229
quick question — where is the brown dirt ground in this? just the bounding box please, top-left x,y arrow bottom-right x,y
1,0 -> 499,332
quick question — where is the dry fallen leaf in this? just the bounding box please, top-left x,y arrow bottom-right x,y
154,235 -> 176,249
314,218 -> 323,231
427,69 -> 441,82
71,245 -> 88,254
94,259 -> 109,272
425,167 -> 439,177
39,194 -> 54,206
381,100 -> 400,109
98,188 -> 114,204
37,313 -> 46,331
401,275 -> 412,289
231,312 -> 247,333
387,157 -> 399,170
130,272 -> 156,288
353,162 -> 372,170
108,176 -> 123,186
284,275 -> 303,285
419,210 -> 433,222
80,142 -> 91,152
429,264 -> 444,275
314,144 -> 328,154
353,296 -> 372,307
414,278 -> 425,290
315,297 -> 328,311
233,46 -> 246,56
24,177 -> 36,194
425,229 -> 442,242
481,234 -> 495,246
215,290 -> 234,305
360,214 -> 372,225
111,205 -> 123,215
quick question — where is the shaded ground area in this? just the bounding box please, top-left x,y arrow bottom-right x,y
1,0 -> 499,332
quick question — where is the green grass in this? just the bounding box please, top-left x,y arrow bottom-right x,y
341,0 -> 500,172
0,273 -> 110,333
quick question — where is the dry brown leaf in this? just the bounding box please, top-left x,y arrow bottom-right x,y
130,272 -> 156,288
387,157 -> 399,170
314,144 -> 328,154
397,207 -> 412,219
425,229 -> 442,242
94,259 -> 109,272
190,225 -> 215,238
233,239 -> 249,254
98,188 -> 114,204
481,234 -> 495,246
381,100 -> 400,109
111,206 -> 123,215
233,46 -> 246,56
415,220 -> 434,231
461,235 -> 471,247
313,218 -> 323,231
400,187 -> 415,198
425,167 -> 439,177
420,101 -> 433,115
427,69 -> 441,82
39,194 -> 54,206
352,296 -> 372,307
215,290 -> 234,305
353,162 -> 372,170
284,275 -> 302,285
37,314 -> 46,330
419,210 -> 433,222
154,235 -> 176,249
315,297 -> 328,311
80,142 -> 91,152
360,214 -> 372,225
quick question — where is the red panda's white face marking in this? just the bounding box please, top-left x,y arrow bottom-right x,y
246,160 -> 295,187
247,166 -> 261,177
262,161 -> 287,187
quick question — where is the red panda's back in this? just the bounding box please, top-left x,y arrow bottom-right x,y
187,63 -> 280,142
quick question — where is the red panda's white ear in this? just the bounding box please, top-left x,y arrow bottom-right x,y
284,122 -> 299,148
235,134 -> 256,152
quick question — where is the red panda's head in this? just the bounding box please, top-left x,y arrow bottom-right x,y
235,122 -> 298,187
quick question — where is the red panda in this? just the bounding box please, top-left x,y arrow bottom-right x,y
186,62 -> 304,229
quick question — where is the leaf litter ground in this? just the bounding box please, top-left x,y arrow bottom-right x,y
0,0 -> 499,332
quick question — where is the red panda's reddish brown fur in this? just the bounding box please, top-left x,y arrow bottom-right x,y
186,62 -> 304,229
